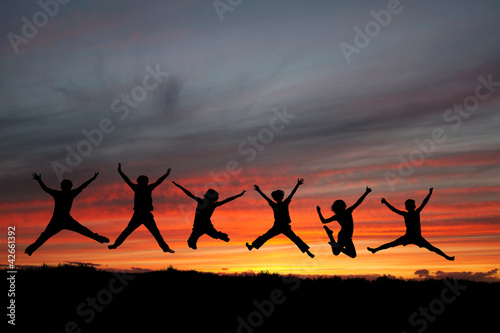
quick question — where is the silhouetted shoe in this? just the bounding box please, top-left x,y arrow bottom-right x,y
25,248 -> 33,256
367,247 -> 375,254
220,234 -> 230,242
306,250 -> 315,258
246,243 -> 253,251
108,244 -> 117,250
163,247 -> 175,253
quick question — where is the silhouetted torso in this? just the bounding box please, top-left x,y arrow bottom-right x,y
270,198 -> 292,227
194,199 -> 219,228
50,189 -> 82,217
402,211 -> 422,237
131,185 -> 154,211
336,207 -> 354,238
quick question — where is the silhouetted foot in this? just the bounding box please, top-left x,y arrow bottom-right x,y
446,256 -> 455,261
367,247 -> 376,254
246,243 -> 253,251
108,244 -> 117,250
220,234 -> 230,242
97,235 -> 109,244
323,225 -> 334,236
189,244 -> 197,250
328,241 -> 341,255
25,249 -> 33,256
306,250 -> 315,258
163,247 -> 175,254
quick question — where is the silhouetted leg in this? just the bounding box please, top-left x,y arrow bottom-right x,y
188,228 -> 205,250
65,217 -> 109,243
282,227 -> 309,253
250,226 -> 281,250
109,214 -> 142,249
143,214 -> 174,253
340,239 -> 357,258
323,226 -> 336,243
283,227 -> 314,258
367,235 -> 407,253
417,237 -> 455,261
25,221 -> 62,256
204,225 -> 229,242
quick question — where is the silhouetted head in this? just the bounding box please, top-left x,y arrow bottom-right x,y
204,189 -> 219,202
331,200 -> 347,214
405,199 -> 416,211
271,190 -> 285,202
60,179 -> 73,191
137,175 -> 149,186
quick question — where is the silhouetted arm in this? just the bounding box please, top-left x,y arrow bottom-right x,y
417,188 -> 433,212
151,168 -> 171,189
316,206 -> 337,224
172,181 -> 200,201
381,198 -> 404,215
75,172 -> 99,192
31,173 -> 56,194
218,190 -> 246,206
117,163 -> 134,189
285,178 -> 304,201
349,186 -> 372,211
254,185 -> 273,205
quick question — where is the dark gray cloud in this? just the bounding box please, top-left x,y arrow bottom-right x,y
414,268 -> 499,282
1,0 -> 499,202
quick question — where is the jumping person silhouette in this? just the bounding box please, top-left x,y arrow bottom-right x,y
246,178 -> 314,258
317,186 -> 371,258
25,172 -> 109,256
173,181 -> 245,249
108,163 -> 174,253
367,188 -> 455,261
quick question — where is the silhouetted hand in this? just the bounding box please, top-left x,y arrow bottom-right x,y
316,206 -> 321,213
92,172 -> 99,180
240,190 -> 246,196
365,186 -> 372,193
166,168 -> 171,176
381,198 -> 387,204
429,187 -> 433,194
297,178 -> 304,186
118,163 -> 122,172
31,172 -> 41,181
253,185 -> 260,191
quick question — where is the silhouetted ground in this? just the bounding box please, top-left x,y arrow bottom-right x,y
7,264 -> 500,332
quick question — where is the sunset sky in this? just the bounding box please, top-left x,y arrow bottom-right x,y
1,0 -> 499,281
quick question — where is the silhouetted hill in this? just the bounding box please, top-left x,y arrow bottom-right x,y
7,264 -> 499,332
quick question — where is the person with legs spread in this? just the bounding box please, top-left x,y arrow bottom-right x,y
367,188 -> 455,261
246,178 -> 315,258
108,163 -> 174,253
317,186 -> 371,258
172,181 -> 245,249
25,172 -> 109,256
